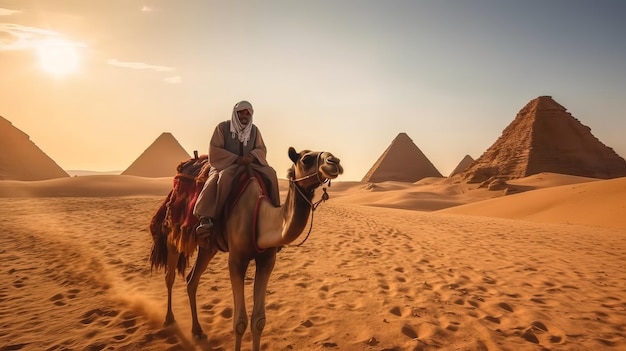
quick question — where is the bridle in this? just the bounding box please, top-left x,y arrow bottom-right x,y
288,152 -> 333,247
289,152 -> 330,187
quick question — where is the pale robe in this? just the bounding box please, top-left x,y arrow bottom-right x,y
193,121 -> 280,220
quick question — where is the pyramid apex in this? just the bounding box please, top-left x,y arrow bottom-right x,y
449,154 -> 475,177
122,132 -> 191,177
362,132 -> 442,182
394,132 -> 411,139
522,95 -> 566,114
156,132 -> 175,139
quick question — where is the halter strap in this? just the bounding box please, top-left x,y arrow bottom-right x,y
289,152 -> 329,188
287,152 -> 331,247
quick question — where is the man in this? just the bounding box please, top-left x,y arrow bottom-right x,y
193,100 -> 280,237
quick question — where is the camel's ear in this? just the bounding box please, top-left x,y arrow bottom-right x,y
288,147 -> 299,163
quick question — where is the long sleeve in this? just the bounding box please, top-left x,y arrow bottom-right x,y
208,123 -> 238,170
249,127 -> 268,166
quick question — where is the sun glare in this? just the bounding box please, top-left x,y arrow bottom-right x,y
37,39 -> 80,77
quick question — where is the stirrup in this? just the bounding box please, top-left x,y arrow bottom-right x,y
196,217 -> 213,237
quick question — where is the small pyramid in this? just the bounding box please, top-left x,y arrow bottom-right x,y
449,155 -> 474,177
122,132 -> 191,177
0,116 -> 69,180
460,96 -> 626,183
362,133 -> 443,183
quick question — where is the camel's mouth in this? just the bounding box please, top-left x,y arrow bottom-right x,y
320,155 -> 343,179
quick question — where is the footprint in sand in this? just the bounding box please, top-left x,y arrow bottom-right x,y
119,311 -> 140,334
389,306 -> 402,317
393,267 -> 408,284
13,276 -> 28,288
50,293 -> 66,306
49,288 -> 81,307
220,306 -> 233,318
446,321 -> 461,332
498,302 -> 514,312
378,278 -> 390,292
79,307 -> 120,325
67,288 -> 80,299
482,276 -> 496,285
401,324 -> 418,339
483,315 -> 500,324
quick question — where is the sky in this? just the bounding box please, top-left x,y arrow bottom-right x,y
1,0 -> 625,181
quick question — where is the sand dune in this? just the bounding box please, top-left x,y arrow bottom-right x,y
441,175 -> 626,229
0,175 -> 173,198
1,173 -> 625,350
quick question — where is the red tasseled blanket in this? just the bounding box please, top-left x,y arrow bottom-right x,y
151,155 -> 210,257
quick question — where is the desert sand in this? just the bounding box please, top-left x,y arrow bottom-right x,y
1,173 -> 625,351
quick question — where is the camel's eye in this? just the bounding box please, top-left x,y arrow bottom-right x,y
301,154 -> 315,165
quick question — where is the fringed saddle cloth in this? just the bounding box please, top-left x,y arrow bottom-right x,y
151,154 -> 210,256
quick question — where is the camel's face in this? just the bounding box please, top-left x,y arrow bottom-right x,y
288,147 -> 343,189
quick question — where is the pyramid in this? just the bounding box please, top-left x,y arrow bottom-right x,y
448,154 -> 474,177
122,132 -> 191,177
460,96 -> 626,183
0,116 -> 69,180
362,132 -> 443,183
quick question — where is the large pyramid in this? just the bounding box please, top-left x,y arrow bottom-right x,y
449,154 -> 475,177
0,116 -> 69,180
122,132 -> 191,177
460,96 -> 626,183
362,132 -> 443,183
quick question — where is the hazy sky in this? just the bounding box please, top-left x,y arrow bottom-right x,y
1,1 -> 625,181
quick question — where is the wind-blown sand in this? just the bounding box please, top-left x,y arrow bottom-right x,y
1,173 -> 625,350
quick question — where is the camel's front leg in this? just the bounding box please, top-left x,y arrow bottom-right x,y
229,255 -> 250,351
251,249 -> 277,351
164,243 -> 180,326
186,246 -> 217,339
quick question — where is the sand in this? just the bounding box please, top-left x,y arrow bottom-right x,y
1,173 -> 625,350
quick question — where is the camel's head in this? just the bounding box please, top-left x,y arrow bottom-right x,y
287,147 -> 343,189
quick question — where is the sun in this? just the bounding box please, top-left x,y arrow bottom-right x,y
37,39 -> 80,77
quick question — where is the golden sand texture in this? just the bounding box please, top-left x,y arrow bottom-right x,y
1,174 -> 625,350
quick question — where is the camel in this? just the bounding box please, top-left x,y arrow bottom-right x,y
150,146 -> 343,351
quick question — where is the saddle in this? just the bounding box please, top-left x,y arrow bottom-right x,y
151,152 -> 273,254
211,166 -> 271,252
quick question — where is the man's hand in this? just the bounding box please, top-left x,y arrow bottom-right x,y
237,154 -> 253,165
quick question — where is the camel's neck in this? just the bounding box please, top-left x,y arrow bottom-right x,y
256,181 -> 314,249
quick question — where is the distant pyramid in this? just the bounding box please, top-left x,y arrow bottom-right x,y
122,132 -> 191,177
0,116 -> 69,180
460,96 -> 626,183
449,154 -> 474,177
362,132 -> 443,182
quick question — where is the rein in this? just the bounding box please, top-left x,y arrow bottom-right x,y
289,152 -> 331,247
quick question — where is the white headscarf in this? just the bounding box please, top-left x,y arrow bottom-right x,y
229,100 -> 254,146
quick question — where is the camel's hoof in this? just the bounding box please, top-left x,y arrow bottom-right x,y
163,318 -> 176,327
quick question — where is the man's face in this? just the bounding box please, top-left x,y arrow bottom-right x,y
236,109 -> 252,125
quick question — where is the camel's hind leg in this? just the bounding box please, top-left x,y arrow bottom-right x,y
186,246 -> 217,339
164,243 -> 180,326
251,249 -> 277,351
